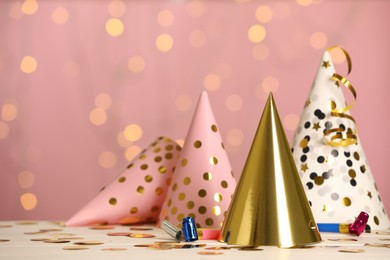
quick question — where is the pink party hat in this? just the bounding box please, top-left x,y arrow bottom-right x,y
158,91 -> 236,229
66,137 -> 181,226
291,48 -> 390,230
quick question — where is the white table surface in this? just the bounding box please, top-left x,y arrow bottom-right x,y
0,221 -> 389,260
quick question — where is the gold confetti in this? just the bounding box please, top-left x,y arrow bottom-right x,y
339,249 -> 365,253
89,225 -> 115,230
40,228 -> 63,232
129,227 -> 154,231
101,248 -> 127,251
198,251 -> 223,255
328,238 -> 358,242
133,244 -> 154,247
205,247 -> 231,250
24,231 -> 47,235
16,221 -> 38,225
44,239 -> 71,243
364,243 -> 390,247
107,232 -> 132,236
63,246 -> 89,250
0,224 -> 12,228
74,240 -> 104,245
30,238 -> 51,241
129,233 -> 156,238
0,239 -> 10,242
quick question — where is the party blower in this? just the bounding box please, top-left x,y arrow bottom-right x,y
220,93 -> 322,248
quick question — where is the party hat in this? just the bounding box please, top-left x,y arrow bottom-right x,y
291,48 -> 389,230
66,136 -> 180,226
220,93 -> 321,248
158,91 -> 236,229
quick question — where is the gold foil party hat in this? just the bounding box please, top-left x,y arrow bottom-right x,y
220,93 -> 321,248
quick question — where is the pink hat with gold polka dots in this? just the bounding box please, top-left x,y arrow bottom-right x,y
291,48 -> 389,230
158,91 -> 236,229
66,136 -> 181,226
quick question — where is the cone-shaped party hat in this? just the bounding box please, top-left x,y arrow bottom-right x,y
158,91 -> 236,229
220,93 -> 321,248
291,47 -> 389,230
66,136 -> 180,226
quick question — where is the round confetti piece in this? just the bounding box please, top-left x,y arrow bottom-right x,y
129,227 -> 154,231
89,225 -> 115,230
30,238 -> 51,242
364,243 -> 390,247
379,238 -> 390,241
63,246 -> 89,250
107,232 -> 132,236
129,233 -> 155,238
74,240 -> 104,245
328,238 -> 358,242
40,228 -> 63,232
205,247 -> 231,250
101,248 -> 128,251
16,221 -> 38,225
338,249 -> 365,253
44,239 -> 71,243
24,231 -> 47,235
57,237 -> 84,241
50,233 -> 77,237
0,225 -> 12,228
148,244 -> 173,250
198,251 -> 224,255
133,244 -> 155,247
0,239 -> 10,242
238,246 -> 264,251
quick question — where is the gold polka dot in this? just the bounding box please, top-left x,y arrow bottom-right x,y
130,207 -> 138,214
109,198 -> 117,206
171,207 -> 178,215
177,213 -> 184,222
139,154 -> 147,160
164,145 -> 172,151
198,189 -> 207,197
221,142 -> 225,149
140,164 -> 148,170
354,152 -> 360,161
188,213 -> 196,219
145,175 -> 153,183
172,183 -> 178,191
348,169 -> 356,178
151,205 -> 160,213
299,138 -> 308,148
314,176 -> 324,185
212,206 -> 221,216
221,180 -> 228,188
127,163 -> 134,169
214,193 -> 223,202
194,140 -> 202,148
154,156 -> 162,162
186,201 -> 195,209
342,197 -> 351,207
178,193 -> 186,201
118,176 -> 126,183
211,124 -> 218,132
205,218 -> 214,226
361,165 -> 366,173
373,216 -> 379,225
165,153 -> 173,159
198,206 -> 207,214
172,166 -> 176,173
167,199 -> 172,207
166,178 -> 172,186
137,186 -> 145,194
158,166 -> 167,173
154,147 -> 161,153
203,172 -> 212,181
210,156 -> 218,165
181,159 -> 188,167
155,187 -> 163,196
176,145 -> 182,151
183,177 -> 191,185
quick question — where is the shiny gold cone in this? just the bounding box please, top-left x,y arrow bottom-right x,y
220,93 -> 321,248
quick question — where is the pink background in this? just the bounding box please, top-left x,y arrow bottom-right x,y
1,0 -> 389,221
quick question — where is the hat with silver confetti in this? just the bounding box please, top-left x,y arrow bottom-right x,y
158,91 -> 236,229
66,136 -> 181,226
291,47 -> 389,230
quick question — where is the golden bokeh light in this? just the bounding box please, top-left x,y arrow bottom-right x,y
125,145 -> 141,161
189,30 -> 207,48
20,56 -> 37,74
203,74 -> 221,91
62,60 -> 79,78
175,94 -> 193,111
227,128 -> 244,146
124,124 -> 143,141
310,31 -> 328,49
156,34 -> 174,52
329,47 -> 346,64
248,24 -> 266,43
255,5 -> 273,24
20,193 -> 37,210
186,0 -> 204,17
0,122 -> 9,140
296,0 -> 313,6
117,131 -> 133,148
128,55 -> 146,74
2,103 -> 18,121
225,94 -> 243,112
262,76 -> 279,93
108,0 -> 126,17
89,108 -> 107,126
105,18 -> 124,37
99,151 -> 117,169
284,114 -> 299,131
21,0 -> 38,15
252,43 -> 269,61
51,6 -> 69,24
9,2 -> 23,19
95,93 -> 112,110
18,171 -> 35,189
157,9 -> 175,27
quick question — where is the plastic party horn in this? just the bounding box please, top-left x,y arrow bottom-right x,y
220,93 -> 322,248
158,91 -> 236,229
66,137 -> 181,226
290,47 -> 390,230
